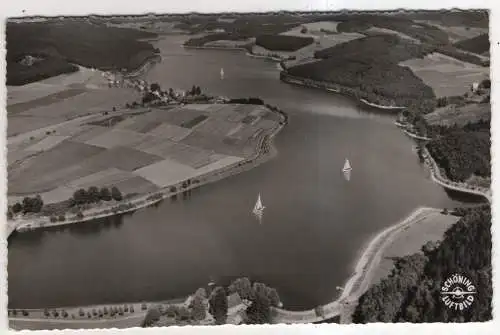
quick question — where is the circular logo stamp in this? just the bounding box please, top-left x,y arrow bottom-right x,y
440,273 -> 477,311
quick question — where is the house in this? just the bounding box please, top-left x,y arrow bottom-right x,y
471,82 -> 479,93
227,292 -> 243,310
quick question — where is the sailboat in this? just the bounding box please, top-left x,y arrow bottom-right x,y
342,158 -> 352,173
220,68 -> 225,80
342,158 -> 352,181
252,193 -> 265,219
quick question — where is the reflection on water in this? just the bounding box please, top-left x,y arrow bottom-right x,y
443,188 -> 488,204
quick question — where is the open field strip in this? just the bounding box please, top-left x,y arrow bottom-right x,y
424,102 -> 490,127
7,66 -> 107,106
365,27 -> 420,42
400,52 -> 489,97
415,20 -> 488,42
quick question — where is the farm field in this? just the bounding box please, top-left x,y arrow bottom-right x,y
7,66 -> 141,137
424,102 -> 491,127
399,52 -> 489,97
8,104 -> 280,205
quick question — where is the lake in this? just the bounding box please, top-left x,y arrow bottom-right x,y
7,35 -> 462,310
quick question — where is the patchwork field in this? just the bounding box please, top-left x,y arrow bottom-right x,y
280,21 -> 341,36
400,52 -> 489,97
281,31 -> 365,68
8,104 -> 280,205
7,66 -> 141,137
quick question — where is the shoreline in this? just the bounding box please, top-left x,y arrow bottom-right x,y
183,44 -> 286,62
8,39 -> 490,326
270,206 -> 437,324
421,147 -> 491,203
279,72 -> 407,111
8,107 -> 286,236
122,54 -> 162,78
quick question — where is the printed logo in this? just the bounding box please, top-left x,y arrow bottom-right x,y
440,273 -> 476,311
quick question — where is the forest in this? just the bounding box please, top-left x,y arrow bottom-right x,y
454,33 -> 490,54
426,119 -> 491,182
353,205 -> 492,323
255,34 -> 314,51
7,21 -> 158,85
286,35 -> 435,106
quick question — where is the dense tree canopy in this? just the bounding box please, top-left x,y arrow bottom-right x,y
427,120 -> 491,182
353,206 -> 492,323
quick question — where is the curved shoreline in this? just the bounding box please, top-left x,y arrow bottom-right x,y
8,108 -> 286,236
9,40 -> 490,326
270,206 -> 436,323
183,44 -> 286,62
279,72 -> 406,111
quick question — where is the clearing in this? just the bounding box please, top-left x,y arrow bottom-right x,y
400,52 -> 489,97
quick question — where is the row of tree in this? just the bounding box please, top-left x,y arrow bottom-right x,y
10,195 -> 44,215
72,186 -> 123,206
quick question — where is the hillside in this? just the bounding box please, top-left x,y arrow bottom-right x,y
7,21 -> 159,85
353,205 -> 492,323
285,35 -> 435,106
426,120 -> 490,182
454,34 -> 490,54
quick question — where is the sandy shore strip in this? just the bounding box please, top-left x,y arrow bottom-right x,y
369,210 -> 460,287
271,206 -> 437,324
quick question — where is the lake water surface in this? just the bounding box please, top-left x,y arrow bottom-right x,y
8,35 -> 461,310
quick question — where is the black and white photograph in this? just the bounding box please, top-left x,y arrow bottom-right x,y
4,3 -> 493,331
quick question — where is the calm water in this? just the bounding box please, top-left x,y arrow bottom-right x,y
8,35 -> 461,310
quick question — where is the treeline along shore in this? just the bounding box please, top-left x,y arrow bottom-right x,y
279,72 -> 406,110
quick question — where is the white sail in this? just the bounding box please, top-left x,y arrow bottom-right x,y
253,194 -> 265,218
342,158 -> 352,172
220,68 -> 224,79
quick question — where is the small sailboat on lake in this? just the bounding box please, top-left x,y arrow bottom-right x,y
252,193 -> 265,220
342,158 -> 352,173
342,158 -> 352,181
220,68 -> 225,80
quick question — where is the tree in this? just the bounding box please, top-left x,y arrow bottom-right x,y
168,88 -> 174,97
150,83 -> 161,92
111,187 -> 123,201
99,187 -> 112,201
142,306 -> 161,327
191,293 -> 207,321
228,277 -> 254,300
73,189 -> 88,205
246,289 -> 272,324
209,286 -> 228,325
195,86 -> 202,95
12,202 -> 22,213
87,186 -> 100,203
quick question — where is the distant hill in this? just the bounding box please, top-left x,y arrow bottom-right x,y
7,21 -> 158,85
